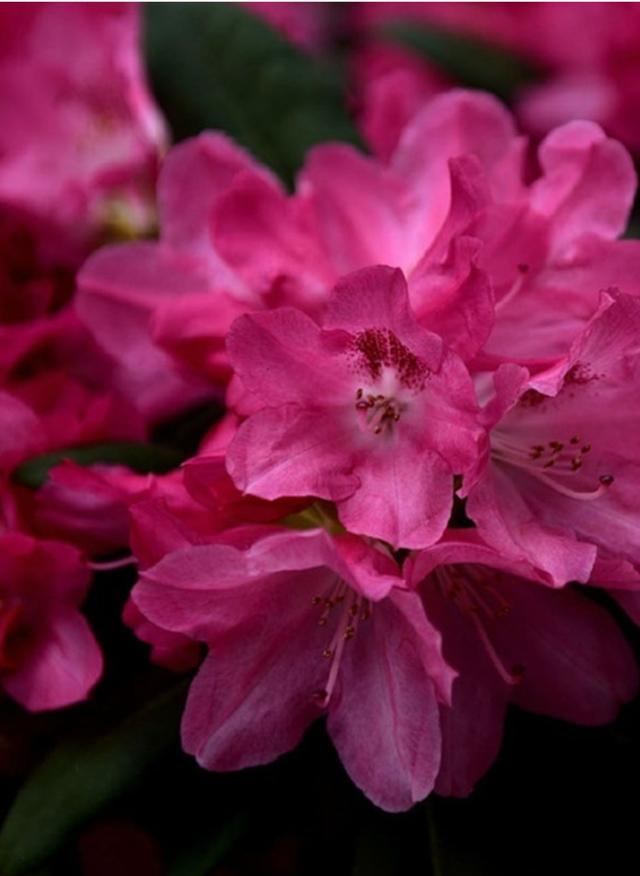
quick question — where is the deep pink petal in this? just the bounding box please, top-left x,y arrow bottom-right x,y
158,132 -> 275,259
531,120 -> 636,251
301,144 -> 418,274
493,581 -> 638,725
226,405 -> 360,502
466,466 -> 597,585
327,589 -> 446,812
4,610 -> 102,711
339,446 -> 452,550
226,306 -> 349,408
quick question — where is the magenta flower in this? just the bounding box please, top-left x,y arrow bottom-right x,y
226,265 -> 481,549
132,524 -> 454,811
76,91 -> 503,418
352,3 -> 640,154
465,291 -> 640,584
407,530 -> 638,796
0,2 -> 166,260
0,531 -> 102,711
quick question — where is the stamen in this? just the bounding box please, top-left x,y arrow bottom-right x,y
492,433 -> 614,502
312,590 -> 372,709
496,264 -> 529,312
469,614 -> 524,686
435,567 -> 522,686
89,555 -> 137,571
354,389 -> 404,436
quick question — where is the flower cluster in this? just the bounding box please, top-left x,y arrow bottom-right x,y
351,2 -> 640,156
76,87 -> 640,810
0,3 -> 163,711
3,2 -> 640,820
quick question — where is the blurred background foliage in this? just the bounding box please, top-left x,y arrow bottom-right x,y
0,4 -> 639,875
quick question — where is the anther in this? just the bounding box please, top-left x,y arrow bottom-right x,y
599,474 -> 614,486
570,435 -> 580,444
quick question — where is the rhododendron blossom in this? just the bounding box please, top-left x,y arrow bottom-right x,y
133,523 -> 454,811
351,3 -> 640,154
465,291 -> 640,584
3,0 -> 639,838
0,2 -> 166,261
226,266 -> 481,548
406,530 -> 639,796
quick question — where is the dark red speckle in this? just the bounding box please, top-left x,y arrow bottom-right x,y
349,328 -> 428,390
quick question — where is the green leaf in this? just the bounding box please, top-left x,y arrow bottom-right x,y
144,2 -> 363,185
0,682 -> 188,876
168,813 -> 248,876
13,441 -> 185,489
385,22 -> 540,102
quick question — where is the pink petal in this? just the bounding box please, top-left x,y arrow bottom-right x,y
158,132 -> 275,259
466,466 -> 597,585
327,589 -> 446,811
531,120 -> 636,251
226,306 -> 349,408
301,144 -> 416,274
4,610 -> 102,711
339,446 -> 452,550
493,580 -> 639,725
226,405 -> 359,502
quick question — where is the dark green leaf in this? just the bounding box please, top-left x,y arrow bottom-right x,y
13,441 -> 185,489
144,2 -> 363,185
386,22 -> 540,102
168,813 -> 248,876
0,683 -> 188,876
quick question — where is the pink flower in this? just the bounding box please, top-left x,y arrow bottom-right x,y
464,291 -> 640,584
0,2 -> 166,261
226,265 -> 481,549
132,523 -> 454,811
406,530 -> 638,796
76,132 -> 264,421
76,91 -> 505,416
0,531 -> 102,711
351,3 -> 640,153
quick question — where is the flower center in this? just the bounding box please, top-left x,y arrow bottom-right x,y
348,329 -> 429,437
310,580 -> 372,708
491,432 -> 614,501
435,566 -> 523,686
354,388 -> 405,435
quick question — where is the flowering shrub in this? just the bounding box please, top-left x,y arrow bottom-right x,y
1,3 -> 640,873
